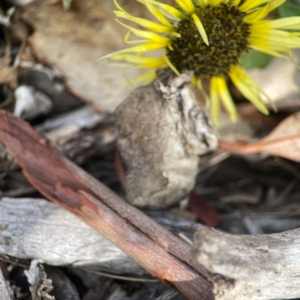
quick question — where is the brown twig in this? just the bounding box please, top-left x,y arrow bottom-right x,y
0,110 -> 213,300
219,135 -> 300,154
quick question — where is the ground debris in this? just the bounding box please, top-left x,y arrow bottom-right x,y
1,0 -> 300,299
24,260 -> 54,300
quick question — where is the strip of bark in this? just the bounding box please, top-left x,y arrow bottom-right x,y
0,110 -> 213,300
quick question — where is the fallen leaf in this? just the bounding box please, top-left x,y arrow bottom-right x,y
219,112 -> 300,162
188,191 -> 221,227
21,0 -> 132,112
0,67 -> 17,87
0,32 -> 17,88
248,54 -> 300,103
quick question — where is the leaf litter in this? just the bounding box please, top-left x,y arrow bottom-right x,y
1,0 -> 300,299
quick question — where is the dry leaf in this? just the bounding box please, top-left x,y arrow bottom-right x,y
21,0 -> 131,111
219,112 -> 300,162
248,55 -> 300,103
188,191 -> 221,227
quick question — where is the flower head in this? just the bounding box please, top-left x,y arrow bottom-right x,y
108,0 -> 300,124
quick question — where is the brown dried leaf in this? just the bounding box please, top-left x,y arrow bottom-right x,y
0,67 -> 17,87
188,192 -> 221,227
0,33 -> 17,88
219,112 -> 300,162
21,0 -> 131,111
248,55 -> 300,103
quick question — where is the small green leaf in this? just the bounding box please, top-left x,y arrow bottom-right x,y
278,2 -> 300,17
241,50 -> 273,70
288,0 -> 300,6
62,0 -> 73,9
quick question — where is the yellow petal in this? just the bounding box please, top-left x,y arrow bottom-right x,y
114,0 -> 173,33
244,3 -> 273,23
127,70 -> 157,85
111,54 -> 166,68
175,0 -> 195,14
245,0 -> 285,23
239,0 -> 272,12
124,31 -> 131,43
192,14 -> 209,45
247,36 -> 292,56
196,78 -> 210,108
198,0 -> 207,8
126,39 -> 149,45
216,77 -> 238,123
116,19 -> 171,44
138,0 -> 172,27
147,0 -> 185,20
269,17 -> 300,30
209,0 -> 223,6
229,66 -> 269,115
164,52 -> 180,75
266,0 -> 286,13
100,41 -> 169,60
114,11 -> 172,33
249,44 -> 289,59
210,77 -> 221,126
231,0 -> 241,6
249,33 -> 300,49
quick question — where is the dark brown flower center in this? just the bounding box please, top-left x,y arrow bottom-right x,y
167,3 -> 250,79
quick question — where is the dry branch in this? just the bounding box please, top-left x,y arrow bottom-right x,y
0,197 -> 205,275
0,197 -> 144,275
0,110 -> 213,300
193,227 -> 300,300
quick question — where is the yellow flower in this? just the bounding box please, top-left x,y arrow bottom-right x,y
108,0 -> 300,124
